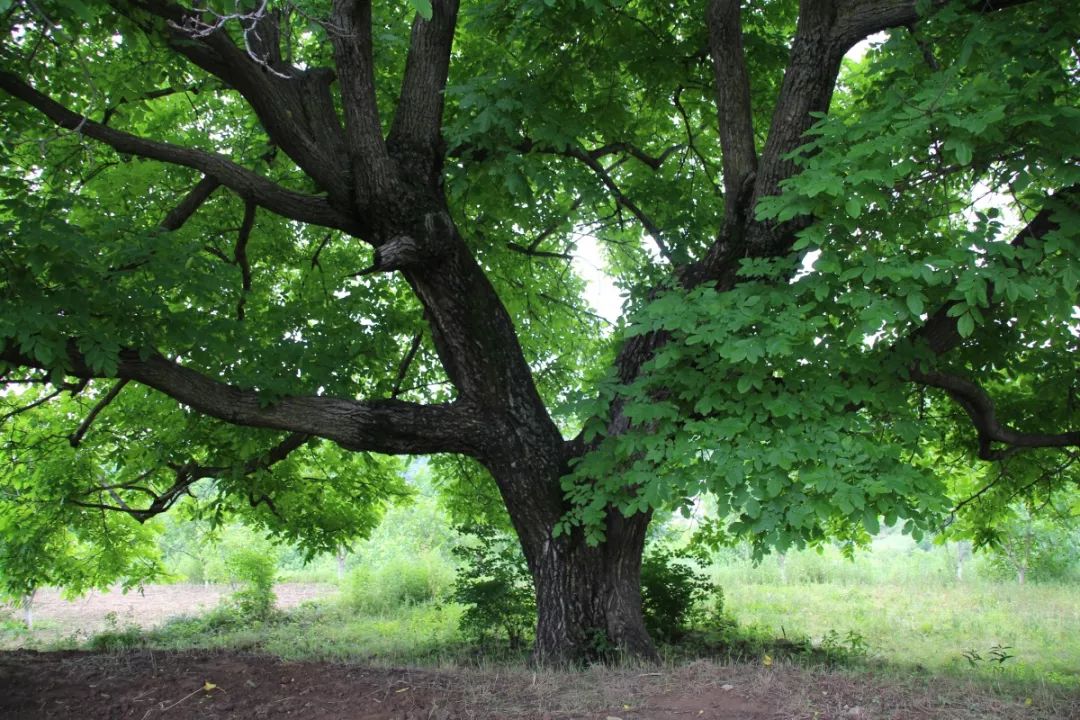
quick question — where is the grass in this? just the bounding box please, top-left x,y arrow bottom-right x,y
119,599 -> 478,666
715,578 -> 1080,686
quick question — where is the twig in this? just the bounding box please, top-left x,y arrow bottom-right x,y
69,378 -> 129,447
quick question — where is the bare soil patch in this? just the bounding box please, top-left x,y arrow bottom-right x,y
1,650 -> 1075,720
7,584 -> 336,646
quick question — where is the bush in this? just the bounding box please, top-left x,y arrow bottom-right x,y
343,549 -> 454,614
226,545 -> 278,621
451,525 -> 535,649
640,546 -> 713,643
87,611 -> 145,651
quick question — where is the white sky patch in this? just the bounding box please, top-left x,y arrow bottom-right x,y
846,32 -> 888,63
574,234 -> 624,326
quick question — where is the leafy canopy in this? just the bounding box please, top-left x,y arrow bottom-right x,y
0,0 -> 1077,591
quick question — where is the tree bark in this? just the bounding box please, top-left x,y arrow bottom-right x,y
529,515 -> 655,664
484,454 -> 657,664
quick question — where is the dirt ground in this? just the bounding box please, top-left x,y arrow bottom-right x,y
10,584 -> 336,646
1,585 -> 1077,719
2,649 -> 1077,720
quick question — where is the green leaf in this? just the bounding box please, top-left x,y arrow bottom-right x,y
844,197 -> 862,218
953,140 -> 973,166
957,312 -> 975,338
410,0 -> 434,20
905,293 -> 925,317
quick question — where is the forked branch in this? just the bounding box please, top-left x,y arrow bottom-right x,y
73,431 -> 311,522
389,0 -> 461,178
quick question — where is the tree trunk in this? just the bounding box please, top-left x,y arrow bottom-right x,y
528,511 -> 656,664
483,449 -> 657,665
20,590 -> 34,630
336,546 -> 347,581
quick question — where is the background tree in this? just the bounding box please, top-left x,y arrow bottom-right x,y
0,0 -> 1077,663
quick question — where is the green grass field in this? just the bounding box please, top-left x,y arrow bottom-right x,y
720,581 -> 1079,684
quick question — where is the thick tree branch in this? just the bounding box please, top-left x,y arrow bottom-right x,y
696,0 -> 1041,278
707,0 -> 758,221
388,0 -> 460,181
329,0 -> 396,203
901,187 -> 1079,458
909,366 -> 1079,460
751,0 -> 845,234
0,71 -> 359,233
0,343 -> 490,457
161,175 -> 220,231
124,0 -> 351,201
832,0 -> 1034,51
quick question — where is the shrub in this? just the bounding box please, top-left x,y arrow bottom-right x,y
225,545 -> 278,621
343,549 -> 453,614
86,611 -> 144,651
640,546 -> 712,643
451,525 -> 535,649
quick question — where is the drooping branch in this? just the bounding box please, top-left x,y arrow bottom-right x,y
0,342 -> 490,457
896,187 -> 1079,459
909,366 -> 1079,460
234,200 -> 256,321
560,148 -> 674,262
706,0 -> 758,221
0,383 -> 78,425
72,431 -> 311,522
0,71 -> 359,233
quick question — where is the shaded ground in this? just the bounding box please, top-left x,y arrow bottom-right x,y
7,584 -> 336,646
1,650 -> 1076,720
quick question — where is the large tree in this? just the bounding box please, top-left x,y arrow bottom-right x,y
0,0 -> 1077,662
